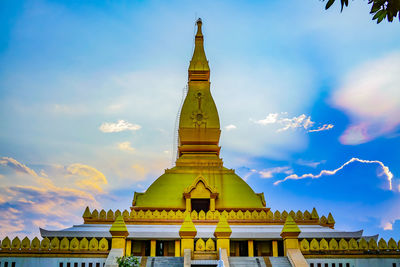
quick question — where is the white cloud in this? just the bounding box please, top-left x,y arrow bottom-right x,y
259,166 -> 293,178
278,114 -> 314,132
274,158 -> 395,191
253,113 -> 279,125
383,222 -> 393,230
308,124 -> 334,133
224,124 -> 237,131
253,113 -> 314,131
99,120 -> 141,133
331,51 -> 400,145
117,141 -> 135,152
253,113 -> 333,133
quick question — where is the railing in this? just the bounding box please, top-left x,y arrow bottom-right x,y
300,237 -> 400,253
83,207 -> 335,227
0,236 -> 109,254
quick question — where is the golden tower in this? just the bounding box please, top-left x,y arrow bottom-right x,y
131,18 -> 266,211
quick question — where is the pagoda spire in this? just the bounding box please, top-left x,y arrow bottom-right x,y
188,18 -> 210,82
177,18 -> 222,167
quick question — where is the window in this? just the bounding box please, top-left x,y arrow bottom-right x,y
325,264 -> 329,267
332,264 -> 336,267
11,263 -> 15,267
317,263 -> 321,267
59,263 -> 63,267
392,263 -> 396,267
81,264 -> 85,267
339,264 -> 343,267
67,263 -> 71,267
346,264 -> 350,267
74,263 -> 78,267
191,199 -> 210,212
96,264 -> 100,267
310,264 -> 314,267
4,263 -> 8,267
89,263 -> 93,267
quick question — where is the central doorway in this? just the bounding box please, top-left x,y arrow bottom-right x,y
191,199 -> 210,212
231,241 -> 249,256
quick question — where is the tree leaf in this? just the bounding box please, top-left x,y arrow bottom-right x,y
377,9 -> 387,23
373,9 -> 385,19
325,0 -> 335,10
370,3 -> 381,13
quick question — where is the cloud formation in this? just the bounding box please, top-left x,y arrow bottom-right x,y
224,124 -> 237,131
274,158 -> 394,191
0,157 -> 107,238
117,141 -> 135,152
99,120 -> 141,133
253,113 -> 333,133
332,51 -> 400,145
66,163 -> 108,193
259,166 -> 293,178
0,157 -> 39,177
308,124 -> 334,133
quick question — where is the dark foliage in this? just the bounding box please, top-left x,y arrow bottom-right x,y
323,0 -> 400,23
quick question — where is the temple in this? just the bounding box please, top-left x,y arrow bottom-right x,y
1,19 -> 399,267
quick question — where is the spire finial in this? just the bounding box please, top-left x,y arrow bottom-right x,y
196,18 -> 203,37
188,18 -> 209,81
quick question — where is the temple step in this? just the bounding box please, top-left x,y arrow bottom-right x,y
191,259 -> 219,266
228,257 -> 267,267
268,257 -> 292,267
145,257 -> 184,267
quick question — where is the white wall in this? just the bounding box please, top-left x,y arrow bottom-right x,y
0,257 -> 106,267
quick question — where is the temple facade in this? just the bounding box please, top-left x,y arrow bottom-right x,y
1,19 -> 400,267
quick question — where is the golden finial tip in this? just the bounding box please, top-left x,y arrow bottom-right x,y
195,18 -> 203,37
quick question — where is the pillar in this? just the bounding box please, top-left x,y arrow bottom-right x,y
280,215 -> 301,256
214,215 -> 232,256
150,240 -> 156,257
248,240 -> 254,257
272,240 -> 278,257
179,213 -> 197,257
186,198 -> 191,212
109,215 -> 129,254
210,199 -> 215,211
125,240 -> 131,256
175,240 -> 181,257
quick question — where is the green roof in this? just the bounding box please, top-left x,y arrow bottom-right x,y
133,168 -> 265,210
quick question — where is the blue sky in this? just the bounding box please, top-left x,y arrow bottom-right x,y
1,0 -> 400,240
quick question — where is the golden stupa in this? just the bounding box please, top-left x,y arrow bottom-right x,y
1,19 -> 399,267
